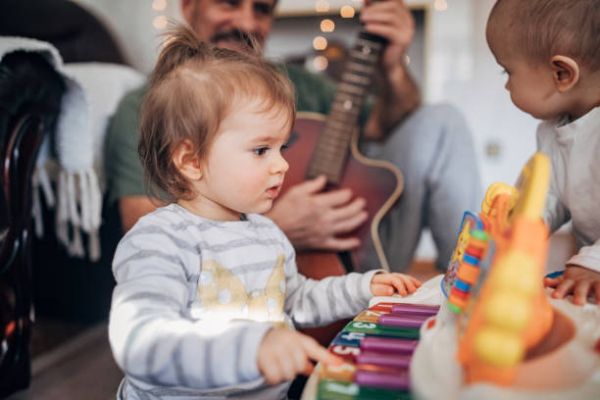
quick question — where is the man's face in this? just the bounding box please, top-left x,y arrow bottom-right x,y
181,0 -> 277,53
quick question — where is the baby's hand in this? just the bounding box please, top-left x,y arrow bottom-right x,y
370,272 -> 422,296
257,328 -> 343,384
544,265 -> 600,305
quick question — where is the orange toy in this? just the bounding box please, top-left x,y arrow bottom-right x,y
454,153 -> 554,386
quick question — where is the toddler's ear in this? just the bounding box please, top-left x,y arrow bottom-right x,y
172,139 -> 203,180
551,55 -> 580,92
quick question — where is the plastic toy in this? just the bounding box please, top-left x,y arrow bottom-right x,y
450,153 -> 554,385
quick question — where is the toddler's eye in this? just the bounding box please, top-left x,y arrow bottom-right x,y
281,143 -> 289,152
254,147 -> 268,156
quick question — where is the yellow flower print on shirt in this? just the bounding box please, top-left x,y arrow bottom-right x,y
197,255 -> 286,322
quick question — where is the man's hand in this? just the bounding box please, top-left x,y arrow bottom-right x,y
266,176 -> 368,251
361,0 -> 414,73
544,265 -> 600,305
257,328 -> 343,384
360,0 -> 421,140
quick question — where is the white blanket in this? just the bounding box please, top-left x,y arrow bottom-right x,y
0,36 -> 143,260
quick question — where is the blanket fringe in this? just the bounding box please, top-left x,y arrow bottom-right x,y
33,165 -> 102,261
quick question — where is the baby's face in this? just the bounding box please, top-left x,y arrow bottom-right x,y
488,35 -> 570,121
188,99 -> 291,221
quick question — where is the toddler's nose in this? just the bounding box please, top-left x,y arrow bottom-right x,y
271,154 -> 289,174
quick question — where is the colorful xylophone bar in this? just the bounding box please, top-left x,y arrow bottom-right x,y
317,301 -> 439,399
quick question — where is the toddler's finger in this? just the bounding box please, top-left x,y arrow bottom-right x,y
279,359 -> 296,382
573,281 -> 591,306
300,335 -> 343,366
393,279 -> 408,296
551,279 -> 574,299
262,364 -> 281,385
544,277 -> 561,287
411,276 -> 422,287
370,273 -> 388,284
302,360 -> 315,376
372,283 -> 394,296
401,276 -> 417,294
291,346 -> 307,373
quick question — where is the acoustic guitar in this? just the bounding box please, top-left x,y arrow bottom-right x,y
281,29 -> 404,279
280,29 -> 404,347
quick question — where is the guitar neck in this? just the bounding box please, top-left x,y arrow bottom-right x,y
307,31 -> 386,184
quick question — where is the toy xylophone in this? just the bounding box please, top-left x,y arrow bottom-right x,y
316,301 -> 439,399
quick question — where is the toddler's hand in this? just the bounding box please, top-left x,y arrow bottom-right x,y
257,328 -> 343,385
544,265 -> 600,305
370,272 -> 421,296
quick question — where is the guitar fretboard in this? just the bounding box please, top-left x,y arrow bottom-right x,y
307,32 -> 386,184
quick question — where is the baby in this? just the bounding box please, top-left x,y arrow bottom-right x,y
486,0 -> 600,305
108,26 -> 421,399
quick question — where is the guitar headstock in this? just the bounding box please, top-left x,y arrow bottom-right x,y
307,10 -> 388,184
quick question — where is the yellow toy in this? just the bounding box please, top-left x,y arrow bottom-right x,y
451,153 -> 554,385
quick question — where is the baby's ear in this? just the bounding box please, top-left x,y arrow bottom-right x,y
172,139 -> 203,180
550,55 -> 580,92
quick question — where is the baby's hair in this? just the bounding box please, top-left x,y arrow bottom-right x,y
139,25 -> 296,201
487,0 -> 600,70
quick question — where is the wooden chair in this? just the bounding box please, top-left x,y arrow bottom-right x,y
0,51 -> 65,397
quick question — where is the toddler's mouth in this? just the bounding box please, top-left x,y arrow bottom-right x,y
266,184 -> 281,199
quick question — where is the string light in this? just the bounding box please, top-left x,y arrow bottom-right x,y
340,5 -> 356,18
313,55 -> 329,71
320,19 -> 335,33
313,36 -> 328,51
153,15 -> 168,30
152,0 -> 168,30
434,0 -> 448,11
315,0 -> 330,13
152,0 -> 167,11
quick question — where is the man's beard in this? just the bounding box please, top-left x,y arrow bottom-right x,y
210,29 -> 263,53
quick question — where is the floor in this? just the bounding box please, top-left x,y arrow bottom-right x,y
7,321 -> 122,400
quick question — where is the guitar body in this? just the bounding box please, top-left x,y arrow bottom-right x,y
281,113 -> 403,346
282,113 -> 403,275
279,28 -> 403,346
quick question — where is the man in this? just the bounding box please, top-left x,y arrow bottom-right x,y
105,0 -> 481,272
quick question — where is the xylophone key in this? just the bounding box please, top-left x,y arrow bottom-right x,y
344,321 -> 420,339
329,344 -> 361,362
390,303 -> 439,316
317,379 -> 359,399
331,331 -> 366,347
355,369 -> 410,391
368,302 -> 397,312
354,309 -> 386,323
320,361 -> 356,382
317,379 -> 412,400
356,351 -> 412,369
360,337 -> 418,354
378,314 -> 430,329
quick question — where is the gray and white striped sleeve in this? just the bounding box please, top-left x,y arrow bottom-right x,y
276,230 -> 379,328
108,221 -> 272,390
